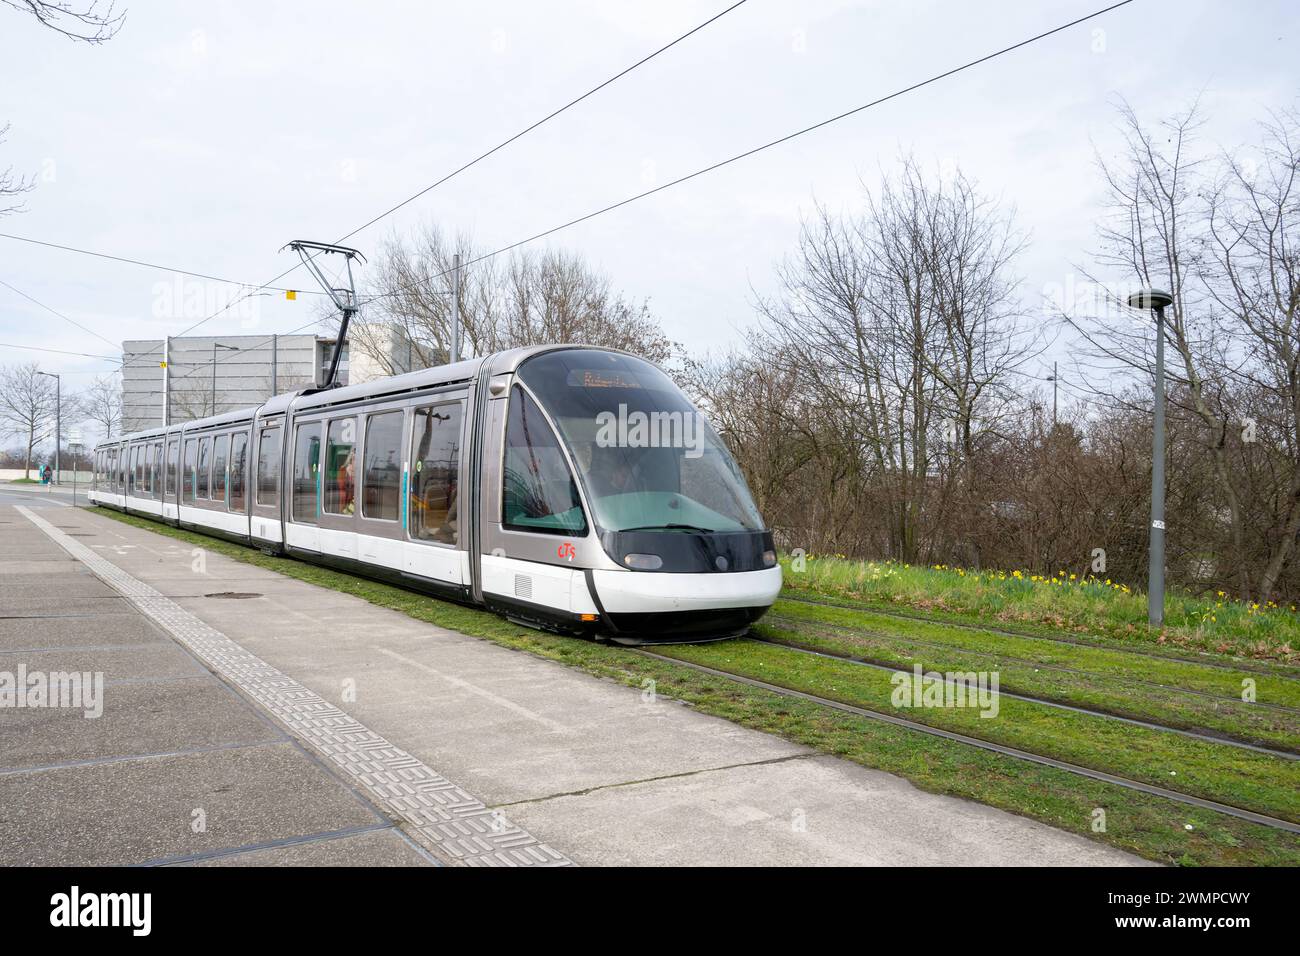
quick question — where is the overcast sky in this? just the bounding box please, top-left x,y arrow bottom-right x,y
1,0 -> 1296,414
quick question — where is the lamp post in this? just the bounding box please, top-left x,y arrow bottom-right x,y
36,370 -> 60,486
69,434 -> 83,506
1126,288 -> 1175,627
1045,361 -> 1059,428
450,252 -> 462,364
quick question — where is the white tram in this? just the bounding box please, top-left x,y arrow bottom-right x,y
90,346 -> 781,643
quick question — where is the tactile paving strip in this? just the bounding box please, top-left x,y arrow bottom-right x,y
18,506 -> 572,868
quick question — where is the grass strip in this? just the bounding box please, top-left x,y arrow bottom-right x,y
651,639 -> 1300,824
757,620 -> 1300,754
765,607 -> 1300,742
781,556 -> 1300,666
774,582 -> 1300,681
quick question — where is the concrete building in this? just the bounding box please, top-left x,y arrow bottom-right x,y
348,323 -> 420,384
120,334 -> 348,434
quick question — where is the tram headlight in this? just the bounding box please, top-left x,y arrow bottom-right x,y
623,553 -> 663,570
762,550 -> 777,567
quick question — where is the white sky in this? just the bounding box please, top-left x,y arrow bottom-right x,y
0,0 -> 1296,416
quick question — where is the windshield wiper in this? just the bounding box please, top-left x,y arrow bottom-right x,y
617,523 -> 717,534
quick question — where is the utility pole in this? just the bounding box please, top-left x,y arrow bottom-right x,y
37,370 -> 60,485
271,334 -> 278,396
450,252 -> 462,364
1127,289 -> 1174,627
162,336 -> 171,427
69,430 -> 82,506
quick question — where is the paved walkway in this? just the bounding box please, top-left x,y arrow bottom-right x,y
0,492 -> 1150,866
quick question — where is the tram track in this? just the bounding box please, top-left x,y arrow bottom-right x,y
627,646 -> 1300,836
746,633 -> 1299,760
765,611 -> 1300,717
780,592 -> 1300,680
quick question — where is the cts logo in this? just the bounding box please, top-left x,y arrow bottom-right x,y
557,542 -> 576,561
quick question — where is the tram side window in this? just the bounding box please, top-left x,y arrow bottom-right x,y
166,441 -> 179,497
256,426 -> 281,506
292,422 -> 321,523
196,437 -> 211,499
410,403 -> 462,544
150,442 -> 162,497
137,445 -> 147,495
323,418 -> 356,516
229,433 -> 248,512
212,434 -> 230,505
502,387 -> 586,535
126,446 -> 137,496
183,439 -> 197,503
361,411 -> 402,522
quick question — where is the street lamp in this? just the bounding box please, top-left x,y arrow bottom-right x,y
1126,288 -> 1175,627
36,370 -> 60,486
211,343 -> 239,416
1044,361 -> 1059,428
69,433 -> 83,506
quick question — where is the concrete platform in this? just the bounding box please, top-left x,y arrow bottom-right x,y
0,494 -> 1151,866
0,493 -> 435,867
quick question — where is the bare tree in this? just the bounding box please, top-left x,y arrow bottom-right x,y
1204,108 -> 1300,601
80,371 -> 121,439
168,381 -> 222,422
1,0 -> 123,43
754,158 -> 1031,564
0,362 -> 57,478
3,3 -> 122,217
353,224 -> 676,375
1062,99 -> 1300,601
499,248 -> 675,363
354,226 -> 503,371
0,123 -> 32,217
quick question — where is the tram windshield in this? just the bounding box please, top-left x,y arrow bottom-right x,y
515,350 -> 764,534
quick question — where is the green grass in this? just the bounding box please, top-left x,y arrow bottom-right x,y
86,505 -> 1300,866
772,600 -> 1300,703
652,639 -> 1300,824
759,613 -> 1300,754
782,555 -> 1300,665
6,477 -> 42,484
